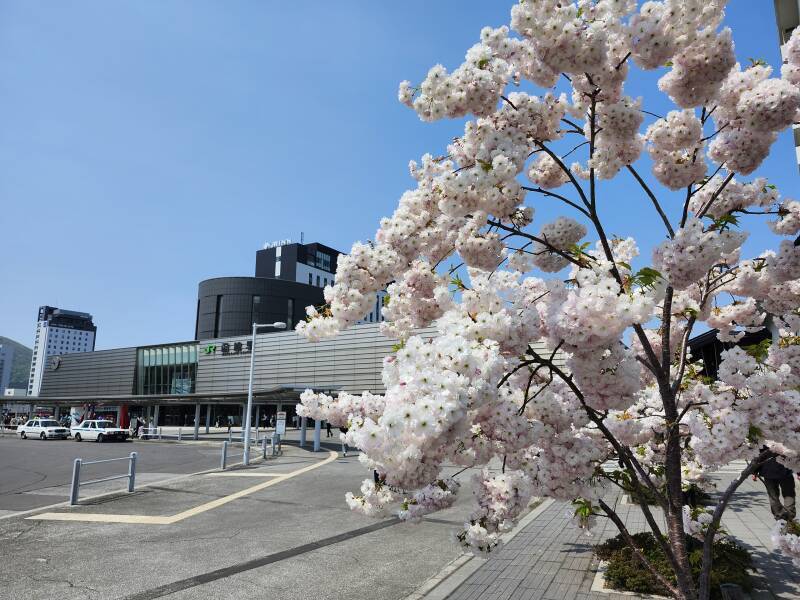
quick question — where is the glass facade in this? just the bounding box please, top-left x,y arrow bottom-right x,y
136,344 -> 197,395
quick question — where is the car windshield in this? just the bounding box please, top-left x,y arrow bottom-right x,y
95,422 -> 114,429
39,421 -> 60,427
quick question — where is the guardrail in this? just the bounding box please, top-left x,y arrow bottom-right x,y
70,452 -> 137,505
220,434 -> 282,470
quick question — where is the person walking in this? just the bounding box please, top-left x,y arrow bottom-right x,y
754,455 -> 797,521
326,422 -> 333,438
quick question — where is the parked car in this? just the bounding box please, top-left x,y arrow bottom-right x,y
71,420 -> 130,442
17,418 -> 70,440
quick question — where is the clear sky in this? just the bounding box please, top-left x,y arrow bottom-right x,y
0,1 -> 796,350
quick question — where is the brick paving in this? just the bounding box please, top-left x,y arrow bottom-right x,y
444,463 -> 800,600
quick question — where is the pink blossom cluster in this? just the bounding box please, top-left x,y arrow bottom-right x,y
456,470 -> 532,554
381,261 -> 451,340
683,506 -> 724,541
652,217 -> 747,290
645,110 -> 705,190
627,0 -> 727,70
530,217 -> 587,272
398,478 -> 460,524
708,44 -> 800,174
545,262 -> 654,349
706,298 -> 765,342
527,154 -> 569,189
773,521 -> 800,568
588,97 -> 645,179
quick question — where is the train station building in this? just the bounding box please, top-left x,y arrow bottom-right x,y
34,323 -> 435,431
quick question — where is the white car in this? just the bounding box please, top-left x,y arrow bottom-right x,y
71,420 -> 130,442
18,418 -> 70,440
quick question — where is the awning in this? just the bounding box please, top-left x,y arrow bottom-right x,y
25,384 -> 341,407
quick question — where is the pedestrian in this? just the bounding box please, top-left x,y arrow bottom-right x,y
326,422 -> 332,438
754,455 -> 797,521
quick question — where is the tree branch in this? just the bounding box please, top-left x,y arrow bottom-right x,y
626,165 -> 675,238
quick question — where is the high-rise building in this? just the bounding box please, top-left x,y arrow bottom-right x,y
775,0 -> 800,172
28,306 -> 96,396
0,337 -> 33,394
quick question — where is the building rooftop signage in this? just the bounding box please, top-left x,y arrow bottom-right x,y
263,239 -> 292,249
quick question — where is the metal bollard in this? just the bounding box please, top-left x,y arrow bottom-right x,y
227,430 -> 232,443
261,437 -> 267,459
272,432 -> 281,456
128,452 -> 137,492
178,428 -> 182,442
70,458 -> 82,505
221,440 -> 228,470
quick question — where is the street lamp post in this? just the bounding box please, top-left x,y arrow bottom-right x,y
243,321 -> 286,465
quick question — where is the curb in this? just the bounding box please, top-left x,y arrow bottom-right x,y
403,498 -> 555,600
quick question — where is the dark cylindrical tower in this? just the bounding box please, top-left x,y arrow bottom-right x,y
195,277 -> 324,340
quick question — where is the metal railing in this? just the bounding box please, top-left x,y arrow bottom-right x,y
140,427 -> 161,440
70,452 -> 137,505
220,435 -> 281,470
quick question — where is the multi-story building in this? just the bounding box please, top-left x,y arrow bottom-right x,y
0,337 -> 32,395
196,241 -> 386,340
775,0 -> 800,172
28,306 -> 96,396
256,241 -> 387,324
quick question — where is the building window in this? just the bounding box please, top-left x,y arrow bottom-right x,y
287,298 -> 294,330
308,273 -> 312,285
315,251 -> 331,271
369,312 -> 373,322
316,275 -> 320,287
324,278 -> 327,287
213,295 -> 222,337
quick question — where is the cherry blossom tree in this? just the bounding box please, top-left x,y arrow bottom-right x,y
295,2 -> 800,598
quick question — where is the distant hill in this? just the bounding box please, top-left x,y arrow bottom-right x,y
0,337 -> 32,390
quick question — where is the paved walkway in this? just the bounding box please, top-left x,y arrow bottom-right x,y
443,464 -> 800,600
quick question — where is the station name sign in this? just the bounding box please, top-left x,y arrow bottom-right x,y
202,341 -> 252,357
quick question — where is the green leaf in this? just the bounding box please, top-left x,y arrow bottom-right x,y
576,6 -> 583,18
664,60 -> 673,67
743,339 -> 771,362
631,267 -> 663,290
391,341 -> 405,352
747,424 -> 763,444
382,294 -> 390,307
710,213 -> 739,231
477,57 -> 490,69
618,261 -> 632,271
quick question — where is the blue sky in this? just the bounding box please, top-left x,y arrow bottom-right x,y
0,1 -> 796,350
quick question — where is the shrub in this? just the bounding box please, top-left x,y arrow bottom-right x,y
595,532 -> 752,599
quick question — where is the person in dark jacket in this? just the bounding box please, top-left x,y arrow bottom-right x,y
755,456 -> 797,521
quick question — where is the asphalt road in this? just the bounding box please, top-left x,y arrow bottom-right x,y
0,446 -> 483,600
0,436 -> 223,512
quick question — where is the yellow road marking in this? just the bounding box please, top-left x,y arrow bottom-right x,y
27,451 -> 337,525
206,472 -> 289,478
31,513 -> 173,524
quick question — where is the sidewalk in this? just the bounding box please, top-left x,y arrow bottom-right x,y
420,465 -> 800,600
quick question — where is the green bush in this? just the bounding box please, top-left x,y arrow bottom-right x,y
595,532 -> 752,599
631,483 -> 713,507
